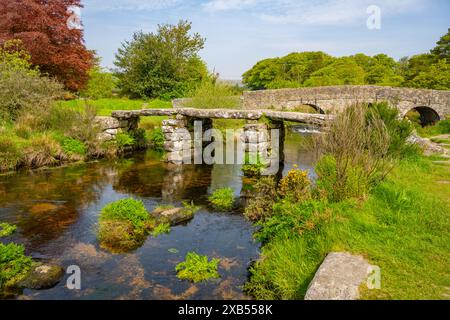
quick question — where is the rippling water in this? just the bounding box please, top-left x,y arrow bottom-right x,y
0,129 -> 317,300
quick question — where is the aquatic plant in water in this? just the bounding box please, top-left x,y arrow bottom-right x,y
97,198 -> 155,253
151,222 -> 171,237
0,243 -> 33,293
0,223 -> 17,238
208,188 -> 235,211
175,252 -> 220,283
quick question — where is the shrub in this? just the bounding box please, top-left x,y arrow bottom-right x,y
0,243 -> 33,291
208,188 -> 235,211
0,223 -> 17,238
242,153 -> 266,177
148,128 -> 165,152
314,104 -> 395,202
116,132 -> 135,151
98,198 -> 155,252
278,166 -> 311,202
244,177 -> 278,222
0,41 -> 64,121
130,129 -> 148,150
82,66 -> 117,99
185,80 -> 242,109
175,252 -> 220,282
59,137 -> 86,158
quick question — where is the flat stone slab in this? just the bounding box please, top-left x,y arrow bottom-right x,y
112,108 -> 333,125
305,252 -> 376,300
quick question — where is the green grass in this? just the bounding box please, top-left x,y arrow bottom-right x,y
57,98 -> 172,116
415,119 -> 450,138
208,188 -> 235,211
175,252 -> 221,283
245,156 -> 450,300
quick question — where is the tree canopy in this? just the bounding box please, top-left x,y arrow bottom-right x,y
0,0 -> 94,91
243,29 -> 450,91
114,20 -> 209,99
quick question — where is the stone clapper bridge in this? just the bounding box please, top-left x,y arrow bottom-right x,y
97,86 -> 450,165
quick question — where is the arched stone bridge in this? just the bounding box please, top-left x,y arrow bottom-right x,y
243,85 -> 450,125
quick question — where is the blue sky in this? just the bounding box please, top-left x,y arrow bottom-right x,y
80,0 -> 450,80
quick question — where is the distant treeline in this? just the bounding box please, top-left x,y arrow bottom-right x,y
243,29 -> 450,91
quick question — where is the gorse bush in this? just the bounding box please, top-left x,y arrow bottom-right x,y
175,252 -> 220,283
208,188 -> 235,211
278,166 -> 311,202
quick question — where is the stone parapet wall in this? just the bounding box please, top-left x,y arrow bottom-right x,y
242,85 -> 450,118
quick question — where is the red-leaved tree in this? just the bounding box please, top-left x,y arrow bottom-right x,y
0,0 -> 94,91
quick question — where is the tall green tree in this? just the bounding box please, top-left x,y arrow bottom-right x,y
431,28 -> 450,60
114,20 -> 208,99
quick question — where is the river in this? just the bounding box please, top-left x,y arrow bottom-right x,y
0,127 -> 317,300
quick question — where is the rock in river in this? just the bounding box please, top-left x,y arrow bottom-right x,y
152,207 -> 194,226
20,264 -> 64,290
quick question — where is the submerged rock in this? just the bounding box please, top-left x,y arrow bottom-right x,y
20,264 -> 64,290
152,207 -> 194,226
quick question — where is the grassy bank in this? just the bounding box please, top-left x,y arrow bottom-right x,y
245,156 -> 450,300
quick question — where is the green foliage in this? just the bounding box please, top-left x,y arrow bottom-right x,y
59,137 -> 86,157
175,252 -> 220,282
242,153 -> 266,177
416,119 -> 450,137
246,158 -> 450,299
98,198 -> 155,252
114,20 -> 207,99
0,41 -> 64,121
185,80 -> 242,109
0,223 -> 17,237
244,177 -> 278,222
431,28 -> 450,60
243,29 -> 450,91
182,200 -> 200,216
148,127 -> 165,152
208,188 -> 234,211
304,57 -> 366,86
0,130 -> 23,171
367,102 -> 417,157
151,223 -> 171,237
116,132 -> 135,150
82,65 -> 117,99
0,243 -> 33,291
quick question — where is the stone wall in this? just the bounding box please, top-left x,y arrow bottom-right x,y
94,116 -> 139,141
242,85 -> 450,118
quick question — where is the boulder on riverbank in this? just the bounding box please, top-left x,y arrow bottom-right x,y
305,252 -> 378,300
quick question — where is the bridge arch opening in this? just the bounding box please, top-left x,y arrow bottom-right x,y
290,104 -> 325,114
405,106 -> 440,127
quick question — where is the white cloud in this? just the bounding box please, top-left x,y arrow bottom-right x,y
84,0 -> 180,12
203,0 -> 257,13
257,0 -> 428,25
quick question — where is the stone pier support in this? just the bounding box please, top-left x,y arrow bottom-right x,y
162,116 -> 213,164
241,120 -> 285,170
